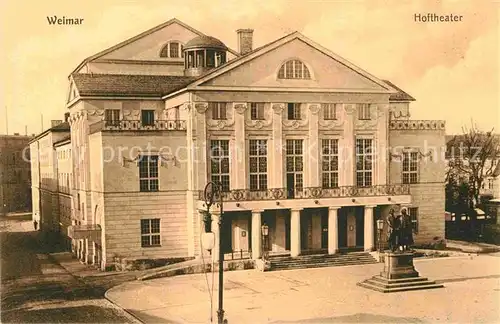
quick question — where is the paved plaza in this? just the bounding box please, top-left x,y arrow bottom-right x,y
107,254 -> 500,323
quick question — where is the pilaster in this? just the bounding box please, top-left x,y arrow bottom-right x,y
342,104 -> 356,186
271,103 -> 284,188
376,104 -> 389,185
233,103 -> 247,189
193,102 -> 208,191
307,104 -> 320,187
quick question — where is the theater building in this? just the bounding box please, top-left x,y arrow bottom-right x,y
33,18 -> 446,269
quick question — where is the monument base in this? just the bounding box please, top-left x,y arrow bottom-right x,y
358,251 -> 444,293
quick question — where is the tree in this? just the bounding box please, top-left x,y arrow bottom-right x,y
447,122 -> 500,237
448,122 -> 500,206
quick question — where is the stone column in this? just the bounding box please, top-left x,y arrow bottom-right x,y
290,209 -> 302,257
307,104 -> 320,187
251,210 -> 262,259
342,104 -> 356,186
328,207 -> 339,254
364,205 -> 376,251
271,103 -> 284,188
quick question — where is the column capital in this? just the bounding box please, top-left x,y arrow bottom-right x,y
251,209 -> 264,214
290,208 -> 303,212
328,206 -> 340,211
365,205 -> 377,209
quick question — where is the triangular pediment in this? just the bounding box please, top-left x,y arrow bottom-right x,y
193,34 -> 393,93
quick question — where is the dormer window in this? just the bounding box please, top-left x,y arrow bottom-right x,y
160,42 -> 184,58
278,60 -> 311,79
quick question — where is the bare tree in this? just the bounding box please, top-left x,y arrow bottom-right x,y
448,122 -> 500,209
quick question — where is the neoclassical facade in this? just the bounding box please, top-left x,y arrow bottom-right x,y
33,18 -> 446,269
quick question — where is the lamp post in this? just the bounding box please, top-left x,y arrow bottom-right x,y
376,219 -> 384,261
203,181 -> 226,324
261,223 -> 269,261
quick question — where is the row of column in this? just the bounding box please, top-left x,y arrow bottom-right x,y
248,206 -> 375,260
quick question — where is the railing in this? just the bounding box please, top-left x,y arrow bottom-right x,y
223,249 -> 252,261
91,120 -> 187,132
197,184 -> 410,202
389,120 -> 445,131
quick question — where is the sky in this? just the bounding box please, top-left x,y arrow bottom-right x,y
0,0 -> 498,136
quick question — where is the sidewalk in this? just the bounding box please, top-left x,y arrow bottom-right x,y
446,239 -> 500,253
106,254 -> 500,323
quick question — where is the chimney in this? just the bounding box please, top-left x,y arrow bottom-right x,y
51,120 -> 63,127
237,29 -> 254,55
64,113 -> 70,122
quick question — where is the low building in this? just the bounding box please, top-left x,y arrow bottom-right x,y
0,134 -> 33,214
32,18 -> 447,270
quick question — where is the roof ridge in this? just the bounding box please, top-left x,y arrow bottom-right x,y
68,18 -> 205,78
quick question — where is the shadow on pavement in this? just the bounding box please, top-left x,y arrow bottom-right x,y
1,304 -> 132,323
272,313 -> 426,323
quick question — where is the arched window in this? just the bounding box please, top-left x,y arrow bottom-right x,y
278,60 -> 311,79
160,42 -> 184,58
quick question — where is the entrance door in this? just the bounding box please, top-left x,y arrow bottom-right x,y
347,212 -> 356,248
321,211 -> 328,249
338,208 -> 347,248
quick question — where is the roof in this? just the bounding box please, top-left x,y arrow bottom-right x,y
70,18 -> 239,76
382,80 -> 416,102
185,35 -> 227,50
72,73 -> 197,97
177,31 -> 396,94
53,134 -> 71,147
28,122 -> 70,144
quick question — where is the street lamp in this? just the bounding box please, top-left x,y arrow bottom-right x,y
376,219 -> 384,261
261,223 -> 269,261
203,181 -> 226,324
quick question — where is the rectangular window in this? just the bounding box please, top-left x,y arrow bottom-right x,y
141,110 -> 155,126
104,109 -> 120,126
287,103 -> 301,120
402,152 -> 419,184
357,104 -> 371,120
249,140 -> 267,191
323,103 -> 338,120
409,207 -> 419,234
321,139 -> 339,188
488,178 -> 494,190
141,219 -> 161,247
210,102 -> 227,120
356,138 -> 373,187
169,42 -> 179,58
286,139 -> 304,193
210,140 -> 230,192
250,103 -> 265,120
139,155 -> 159,192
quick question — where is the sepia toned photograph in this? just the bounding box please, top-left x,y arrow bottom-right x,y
1,1 -> 499,323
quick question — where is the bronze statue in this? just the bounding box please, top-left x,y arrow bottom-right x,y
400,207 -> 414,251
387,209 -> 401,252
387,207 -> 414,253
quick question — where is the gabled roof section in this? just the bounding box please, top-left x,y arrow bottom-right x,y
28,122 -> 70,145
383,80 -> 416,102
69,18 -> 240,77
181,31 -> 396,93
72,73 -> 197,97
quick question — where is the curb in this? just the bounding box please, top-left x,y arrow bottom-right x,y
105,287 -> 144,324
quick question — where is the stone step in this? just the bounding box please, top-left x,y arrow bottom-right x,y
370,276 -> 429,284
357,281 -> 444,293
364,278 -> 438,289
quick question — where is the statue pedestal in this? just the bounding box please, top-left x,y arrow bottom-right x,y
380,252 -> 419,279
358,251 -> 444,293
